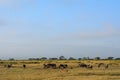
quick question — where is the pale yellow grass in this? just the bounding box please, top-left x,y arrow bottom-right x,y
0,60 -> 119,80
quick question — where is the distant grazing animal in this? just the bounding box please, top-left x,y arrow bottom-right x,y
105,64 -> 109,69
79,63 -> 88,68
79,63 -> 93,69
7,64 -> 12,68
59,64 -> 68,69
23,64 -> 26,68
87,64 -> 93,69
4,64 -> 7,67
97,63 -> 104,68
43,64 -> 48,68
43,64 -> 56,69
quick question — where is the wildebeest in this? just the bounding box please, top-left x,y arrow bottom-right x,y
23,64 -> 26,68
59,64 -> 68,69
79,63 -> 93,69
4,64 -> 12,68
43,63 -> 56,69
4,64 -> 7,67
97,63 -> 104,68
79,63 -> 88,68
7,64 -> 12,68
105,64 -> 109,69
87,64 -> 93,69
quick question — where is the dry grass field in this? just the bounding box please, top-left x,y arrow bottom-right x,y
0,60 -> 120,80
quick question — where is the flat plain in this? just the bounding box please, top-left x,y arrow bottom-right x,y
0,60 -> 120,80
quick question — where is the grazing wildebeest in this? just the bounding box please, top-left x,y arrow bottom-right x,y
79,63 -> 93,69
43,64 -> 48,68
4,64 -> 7,68
23,64 -> 26,68
4,64 -> 12,68
59,64 -> 68,69
87,64 -> 93,69
7,64 -> 12,68
97,63 -> 104,68
43,63 -> 56,69
79,63 -> 88,68
105,64 -> 109,69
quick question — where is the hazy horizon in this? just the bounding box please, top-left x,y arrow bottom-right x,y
0,0 -> 120,59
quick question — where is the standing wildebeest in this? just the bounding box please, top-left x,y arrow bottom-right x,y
7,64 -> 12,68
23,64 -> 26,68
59,64 -> 68,69
79,63 -> 88,68
79,63 -> 93,69
43,63 -> 56,69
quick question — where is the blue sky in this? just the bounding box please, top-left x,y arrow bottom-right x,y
0,0 -> 120,59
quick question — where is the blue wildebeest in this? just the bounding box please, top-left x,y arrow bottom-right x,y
59,64 -> 68,69
97,63 -> 104,68
4,64 -> 12,68
79,63 -> 88,68
43,63 -> 56,69
105,64 -> 109,69
87,64 -> 93,69
79,63 -> 93,69
23,64 -> 26,68
7,64 -> 12,68
97,63 -> 109,69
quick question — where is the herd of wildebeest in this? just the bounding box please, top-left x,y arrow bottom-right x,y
43,63 -> 109,69
3,62 -> 111,70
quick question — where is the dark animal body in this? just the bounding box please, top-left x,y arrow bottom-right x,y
105,64 -> 109,69
97,63 -> 109,69
8,65 -> 12,68
59,64 -> 68,69
97,63 -> 104,68
79,63 -> 88,68
43,64 -> 56,69
4,64 -> 12,68
79,63 -> 93,69
23,64 -> 26,68
87,64 -> 93,69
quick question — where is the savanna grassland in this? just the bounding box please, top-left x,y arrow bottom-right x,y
0,60 -> 120,80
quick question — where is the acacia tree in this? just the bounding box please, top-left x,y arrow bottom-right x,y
107,57 -> 114,60
95,57 -> 101,60
9,58 -> 15,61
41,57 -> 47,60
59,56 -> 67,60
68,57 -> 76,60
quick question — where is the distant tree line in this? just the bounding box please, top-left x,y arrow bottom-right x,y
27,56 -> 120,60
0,56 -> 120,60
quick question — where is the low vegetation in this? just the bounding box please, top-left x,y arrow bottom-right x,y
0,60 -> 120,80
